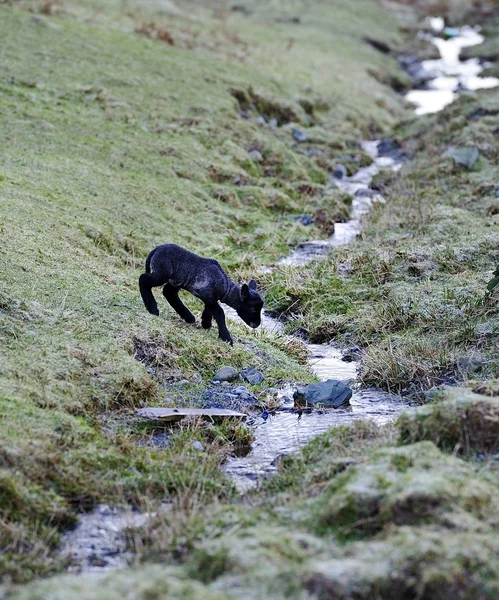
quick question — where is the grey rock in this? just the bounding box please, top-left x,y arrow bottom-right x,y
377,138 -> 405,161
447,146 -> 480,170
269,118 -> 278,128
341,346 -> 363,362
293,214 -> 313,226
136,433 -> 171,449
294,379 -> 352,408
233,385 -> 250,396
241,367 -> 264,385
457,355 -> 485,373
192,441 -> 204,451
256,115 -> 267,125
254,228 -> 266,235
292,128 -> 307,142
333,164 -> 347,179
221,381 -> 231,387
214,366 -> 239,382
248,149 -> 263,163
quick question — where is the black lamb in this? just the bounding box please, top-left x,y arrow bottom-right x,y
139,244 -> 263,345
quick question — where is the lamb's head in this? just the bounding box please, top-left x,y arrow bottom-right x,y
237,280 -> 263,329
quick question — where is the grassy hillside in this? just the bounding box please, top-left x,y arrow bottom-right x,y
0,0 -> 409,585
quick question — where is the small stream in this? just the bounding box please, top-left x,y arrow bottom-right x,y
223,141 -> 406,492
223,19 -> 499,493
405,18 -> 499,115
61,15 -> 499,570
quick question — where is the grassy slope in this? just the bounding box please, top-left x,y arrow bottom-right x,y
0,0 -> 407,585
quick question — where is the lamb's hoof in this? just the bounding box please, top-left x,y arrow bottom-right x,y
148,307 -> 160,316
184,314 -> 196,324
220,336 -> 233,346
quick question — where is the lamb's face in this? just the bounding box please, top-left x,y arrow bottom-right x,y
237,280 -> 263,329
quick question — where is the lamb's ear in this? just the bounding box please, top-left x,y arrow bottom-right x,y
248,279 -> 257,290
241,283 -> 250,301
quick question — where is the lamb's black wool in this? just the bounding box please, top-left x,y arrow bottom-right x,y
139,244 -> 263,345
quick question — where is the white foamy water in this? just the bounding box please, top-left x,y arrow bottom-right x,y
406,25 -> 499,115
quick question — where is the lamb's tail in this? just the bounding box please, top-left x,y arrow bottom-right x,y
145,246 -> 159,273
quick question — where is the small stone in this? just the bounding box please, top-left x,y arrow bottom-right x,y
241,367 -> 264,385
333,164 -> 347,179
268,118 -> 278,128
377,138 -> 404,161
233,385 -> 250,396
256,115 -> 266,125
292,128 -> 307,142
447,146 -> 480,170
214,366 -> 239,382
248,149 -> 263,163
221,381 -> 231,387
254,228 -> 265,235
457,356 -> 485,373
192,441 -> 204,451
239,110 -> 250,119
293,214 -> 313,226
341,346 -> 362,362
177,379 -> 190,386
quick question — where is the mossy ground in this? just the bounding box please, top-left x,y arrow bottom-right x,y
2,0 -> 499,597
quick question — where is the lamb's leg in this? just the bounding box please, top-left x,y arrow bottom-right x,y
162,284 -> 195,324
139,273 -> 160,316
201,306 -> 213,330
207,303 -> 232,345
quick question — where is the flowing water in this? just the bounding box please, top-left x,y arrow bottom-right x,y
406,19 -> 499,115
223,141 -> 406,492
